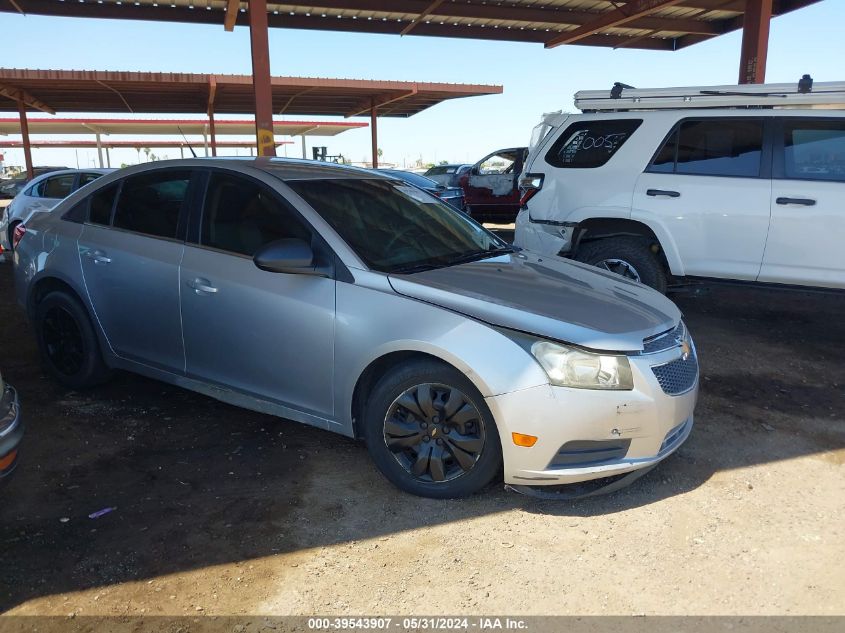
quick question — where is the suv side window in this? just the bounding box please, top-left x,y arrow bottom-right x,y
200,172 -> 310,257
545,119 -> 642,168
651,119 -> 764,177
782,119 -> 845,182
113,170 -> 191,239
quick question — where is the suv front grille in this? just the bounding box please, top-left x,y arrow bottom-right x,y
651,351 -> 698,396
643,321 -> 686,354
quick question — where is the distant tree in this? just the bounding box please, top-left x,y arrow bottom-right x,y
439,160 -> 449,165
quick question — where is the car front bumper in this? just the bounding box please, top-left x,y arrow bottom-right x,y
486,344 -> 698,486
0,384 -> 23,479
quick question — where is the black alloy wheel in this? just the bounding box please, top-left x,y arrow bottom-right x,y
41,305 -> 86,377
383,382 -> 485,483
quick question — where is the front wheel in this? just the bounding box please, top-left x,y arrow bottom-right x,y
575,236 -> 668,293
363,360 -> 502,498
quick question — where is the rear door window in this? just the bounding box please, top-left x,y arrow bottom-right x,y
781,119 -> 845,182
651,119 -> 764,177
200,172 -> 311,257
89,182 -> 120,226
38,174 -> 76,199
112,170 -> 191,239
545,119 -> 642,168
78,172 -> 105,188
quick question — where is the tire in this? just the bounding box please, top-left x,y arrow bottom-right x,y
575,236 -> 668,293
362,359 -> 502,499
34,291 -> 111,389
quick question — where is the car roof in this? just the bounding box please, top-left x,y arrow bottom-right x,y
26,167 -> 115,183
87,157 -> 393,182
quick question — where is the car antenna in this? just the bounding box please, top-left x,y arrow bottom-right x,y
177,125 -> 198,158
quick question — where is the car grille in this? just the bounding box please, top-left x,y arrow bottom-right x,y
643,321 -> 686,354
651,351 -> 698,396
547,439 -> 631,469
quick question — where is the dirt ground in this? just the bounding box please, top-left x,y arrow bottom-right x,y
0,261 -> 843,617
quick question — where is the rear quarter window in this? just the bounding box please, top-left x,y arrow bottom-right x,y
545,119 -> 642,168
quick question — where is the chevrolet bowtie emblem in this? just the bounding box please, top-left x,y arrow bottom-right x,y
431,428 -> 438,437
680,340 -> 691,361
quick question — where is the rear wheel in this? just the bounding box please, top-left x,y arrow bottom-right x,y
363,359 -> 502,498
575,236 -> 668,293
34,291 -> 111,389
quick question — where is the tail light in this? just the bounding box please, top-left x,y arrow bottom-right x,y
519,173 -> 545,207
12,223 -> 26,249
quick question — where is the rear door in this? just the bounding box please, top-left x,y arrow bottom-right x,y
78,169 -> 193,372
759,117 -> 845,288
179,170 -> 336,417
633,117 -> 772,280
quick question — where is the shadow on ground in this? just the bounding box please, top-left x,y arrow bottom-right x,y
0,265 -> 842,611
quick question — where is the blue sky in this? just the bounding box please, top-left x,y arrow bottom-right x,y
1,0 -> 843,170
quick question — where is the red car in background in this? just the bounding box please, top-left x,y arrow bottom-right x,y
459,147 -> 527,224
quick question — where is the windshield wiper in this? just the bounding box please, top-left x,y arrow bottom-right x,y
441,245 -> 516,268
389,262 -> 444,275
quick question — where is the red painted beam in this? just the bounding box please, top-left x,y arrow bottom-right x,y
248,0 -> 276,156
17,98 -> 33,179
738,0 -> 773,84
370,100 -> 378,169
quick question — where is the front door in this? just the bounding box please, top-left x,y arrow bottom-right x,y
463,148 -> 526,223
179,170 -> 336,417
633,117 -> 772,280
79,170 -> 192,372
760,117 -> 845,288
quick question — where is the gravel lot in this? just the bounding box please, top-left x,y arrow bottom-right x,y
1,262 -> 843,616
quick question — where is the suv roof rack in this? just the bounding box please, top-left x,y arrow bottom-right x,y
575,75 -> 845,112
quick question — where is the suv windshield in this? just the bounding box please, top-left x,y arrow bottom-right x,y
286,178 -> 509,274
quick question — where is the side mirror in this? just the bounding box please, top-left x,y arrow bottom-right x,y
253,238 -> 320,275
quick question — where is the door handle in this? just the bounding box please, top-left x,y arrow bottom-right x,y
85,250 -> 111,265
646,189 -> 681,198
776,197 -> 816,206
188,278 -> 218,294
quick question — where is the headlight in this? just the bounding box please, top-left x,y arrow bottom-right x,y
530,340 -> 633,390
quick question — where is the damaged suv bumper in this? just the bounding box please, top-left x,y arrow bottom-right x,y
513,209 -> 576,256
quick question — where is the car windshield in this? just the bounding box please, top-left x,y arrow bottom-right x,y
286,178 -> 510,274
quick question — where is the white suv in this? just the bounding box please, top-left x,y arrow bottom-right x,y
514,82 -> 845,292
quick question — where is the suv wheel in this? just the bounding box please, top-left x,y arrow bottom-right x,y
34,291 -> 111,389
363,359 -> 502,498
575,236 -> 668,293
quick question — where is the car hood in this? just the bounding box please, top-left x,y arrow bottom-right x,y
388,251 -> 681,352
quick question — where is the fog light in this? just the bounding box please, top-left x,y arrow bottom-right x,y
512,432 -> 538,447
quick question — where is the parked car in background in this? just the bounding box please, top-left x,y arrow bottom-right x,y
15,158 -> 696,498
377,169 -> 465,210
1,168 -> 112,251
516,80 -> 845,293
0,167 -> 69,200
460,148 -> 527,224
424,164 -> 471,188
0,369 -> 22,481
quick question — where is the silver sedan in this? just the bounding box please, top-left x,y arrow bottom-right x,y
13,158 -> 697,498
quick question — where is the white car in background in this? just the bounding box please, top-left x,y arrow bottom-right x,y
515,80 -> 845,293
1,168 -> 113,252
